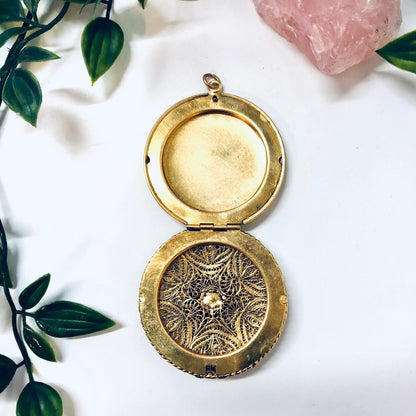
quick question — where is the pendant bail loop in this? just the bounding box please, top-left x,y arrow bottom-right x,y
203,73 -> 223,94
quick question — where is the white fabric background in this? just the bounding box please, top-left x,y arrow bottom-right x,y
1,0 -> 415,414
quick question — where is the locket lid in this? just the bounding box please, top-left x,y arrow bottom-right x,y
144,74 -> 285,227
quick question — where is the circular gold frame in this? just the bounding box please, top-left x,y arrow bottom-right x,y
139,230 -> 287,378
144,90 -> 285,226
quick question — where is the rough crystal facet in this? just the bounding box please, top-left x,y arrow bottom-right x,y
253,0 -> 402,75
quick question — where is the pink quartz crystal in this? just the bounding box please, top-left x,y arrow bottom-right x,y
253,0 -> 402,74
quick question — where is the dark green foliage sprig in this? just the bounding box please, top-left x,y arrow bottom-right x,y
377,30 -> 416,74
0,0 -> 126,126
0,219 -> 115,416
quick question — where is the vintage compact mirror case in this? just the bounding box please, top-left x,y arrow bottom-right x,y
139,74 -> 288,378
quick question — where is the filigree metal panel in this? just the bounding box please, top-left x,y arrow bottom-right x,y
158,243 -> 267,356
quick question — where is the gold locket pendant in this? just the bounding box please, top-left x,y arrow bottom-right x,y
139,74 -> 288,378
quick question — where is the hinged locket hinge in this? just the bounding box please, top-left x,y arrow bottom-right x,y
187,223 -> 241,232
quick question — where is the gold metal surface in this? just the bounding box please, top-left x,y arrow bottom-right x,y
163,113 -> 267,212
158,243 -> 267,355
139,230 -> 287,378
140,74 -> 288,378
144,74 -> 285,226
203,73 -> 223,93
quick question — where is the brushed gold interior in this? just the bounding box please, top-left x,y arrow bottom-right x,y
162,112 -> 267,213
145,91 -> 285,226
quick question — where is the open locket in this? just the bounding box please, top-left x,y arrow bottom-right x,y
139,74 -> 287,378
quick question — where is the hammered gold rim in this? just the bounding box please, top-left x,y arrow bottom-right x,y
139,230 -> 287,378
144,92 -> 285,226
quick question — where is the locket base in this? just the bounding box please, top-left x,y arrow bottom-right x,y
139,230 -> 287,378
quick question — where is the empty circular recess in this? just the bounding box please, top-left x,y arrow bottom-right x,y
162,112 -> 267,213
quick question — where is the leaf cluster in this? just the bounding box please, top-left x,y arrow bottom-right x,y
0,0 -> 126,126
0,221 -> 115,415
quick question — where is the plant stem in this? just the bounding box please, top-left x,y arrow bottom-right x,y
16,310 -> 35,318
22,2 -> 70,47
10,294 -> 34,383
105,0 -> 113,20
0,221 -> 34,383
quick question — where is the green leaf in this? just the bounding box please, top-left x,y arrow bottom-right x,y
0,354 -> 16,393
2,68 -> 42,127
16,382 -> 62,416
22,0 -> 39,15
0,27 -> 29,49
138,0 -> 147,9
19,274 -> 50,310
0,0 -> 25,23
18,46 -> 60,63
81,17 -> 124,85
377,30 -> 416,74
35,300 -> 115,338
0,220 -> 13,289
23,325 -> 56,362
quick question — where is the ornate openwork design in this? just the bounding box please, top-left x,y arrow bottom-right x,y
158,243 -> 267,356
